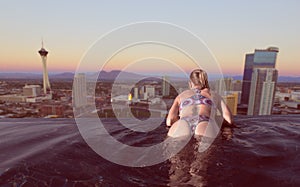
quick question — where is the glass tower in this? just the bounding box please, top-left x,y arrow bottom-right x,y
247,68 -> 278,115
241,47 -> 279,105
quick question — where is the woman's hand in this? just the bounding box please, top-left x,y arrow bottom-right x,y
166,118 -> 172,127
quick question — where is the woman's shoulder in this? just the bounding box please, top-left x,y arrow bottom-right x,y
200,88 -> 212,97
177,89 -> 193,102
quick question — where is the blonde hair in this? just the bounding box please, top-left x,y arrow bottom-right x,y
189,69 -> 210,89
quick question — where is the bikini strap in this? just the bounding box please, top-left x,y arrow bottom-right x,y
192,88 -> 201,95
192,88 -> 205,101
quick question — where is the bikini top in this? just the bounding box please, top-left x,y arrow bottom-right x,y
179,88 -> 213,111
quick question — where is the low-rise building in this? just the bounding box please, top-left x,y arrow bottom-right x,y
0,94 -> 27,102
40,104 -> 64,117
282,101 -> 300,109
291,91 -> 300,101
23,85 -> 41,97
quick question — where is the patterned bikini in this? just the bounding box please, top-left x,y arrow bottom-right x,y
179,88 -> 213,132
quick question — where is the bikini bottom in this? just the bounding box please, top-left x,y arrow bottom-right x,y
181,115 -> 210,132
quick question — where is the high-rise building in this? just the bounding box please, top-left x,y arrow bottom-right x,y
133,87 -> 139,99
139,86 -> 146,99
162,76 -> 170,96
38,42 -> 51,94
215,77 -> 233,96
145,85 -> 155,98
241,47 -> 279,105
73,73 -> 87,108
247,68 -> 278,115
232,80 -> 242,92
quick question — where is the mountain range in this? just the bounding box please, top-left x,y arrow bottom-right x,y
0,71 -> 299,82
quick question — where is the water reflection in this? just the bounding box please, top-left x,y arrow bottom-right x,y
167,126 -> 234,187
221,126 -> 233,140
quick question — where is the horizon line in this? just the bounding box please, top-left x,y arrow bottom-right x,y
0,70 -> 299,78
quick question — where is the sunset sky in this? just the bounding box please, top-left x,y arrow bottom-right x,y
0,0 -> 299,76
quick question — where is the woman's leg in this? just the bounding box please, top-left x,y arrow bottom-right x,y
168,120 -> 191,138
194,121 -> 209,136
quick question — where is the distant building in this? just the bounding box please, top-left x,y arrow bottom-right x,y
275,92 -> 291,102
26,97 -> 45,103
291,91 -> 300,101
282,101 -> 300,109
145,85 -> 155,98
241,47 -> 279,105
111,95 -> 130,103
225,91 -> 242,105
134,85 -> 154,100
232,80 -> 242,91
40,104 -> 64,116
128,93 -> 132,101
162,76 -> 170,96
139,86 -> 146,99
248,68 -> 278,115
222,92 -> 238,115
0,94 -> 27,102
73,73 -> 87,108
133,87 -> 139,99
0,86 -> 50,103
23,85 -> 41,97
215,77 -> 233,95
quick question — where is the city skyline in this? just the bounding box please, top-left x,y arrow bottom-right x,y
1,1 -> 300,76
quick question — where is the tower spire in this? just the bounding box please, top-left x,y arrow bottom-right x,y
38,40 -> 51,94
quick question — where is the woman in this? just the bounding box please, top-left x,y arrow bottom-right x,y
166,69 -> 233,137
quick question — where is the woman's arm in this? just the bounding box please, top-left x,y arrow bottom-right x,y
220,99 -> 233,124
166,96 -> 180,127
212,91 -> 233,125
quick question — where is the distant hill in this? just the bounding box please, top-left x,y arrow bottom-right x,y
96,70 -> 146,81
0,73 -> 41,79
50,72 -> 74,80
96,70 -> 186,82
230,75 -> 300,82
0,72 -> 74,80
277,76 -> 300,82
0,72 -> 299,82
231,75 -> 243,80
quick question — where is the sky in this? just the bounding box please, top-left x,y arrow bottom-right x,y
0,0 -> 299,76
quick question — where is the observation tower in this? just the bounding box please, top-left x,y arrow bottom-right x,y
38,41 -> 51,94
